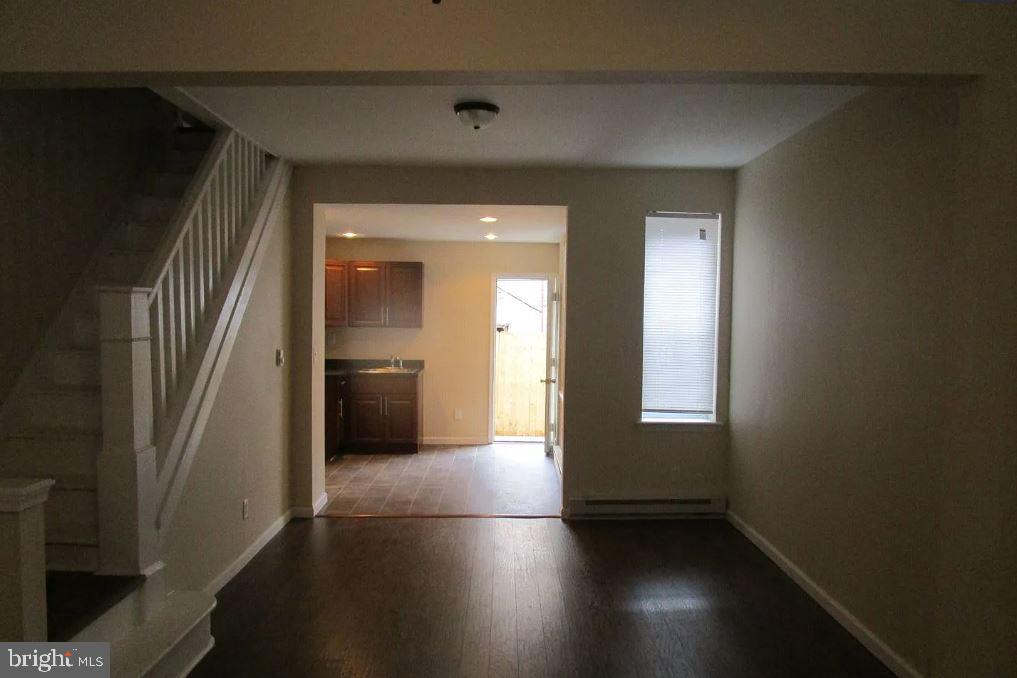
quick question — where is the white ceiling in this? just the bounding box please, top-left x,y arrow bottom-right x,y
185,84 -> 863,168
320,204 -> 567,243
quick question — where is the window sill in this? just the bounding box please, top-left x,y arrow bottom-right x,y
637,419 -> 725,431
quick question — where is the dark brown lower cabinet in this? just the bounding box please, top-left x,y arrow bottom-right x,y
350,394 -> 385,443
383,395 -> 417,444
325,375 -> 348,460
341,373 -> 421,453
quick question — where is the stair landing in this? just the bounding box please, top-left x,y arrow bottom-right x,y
46,571 -> 143,641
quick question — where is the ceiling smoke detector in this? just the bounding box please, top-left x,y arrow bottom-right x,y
454,101 -> 500,130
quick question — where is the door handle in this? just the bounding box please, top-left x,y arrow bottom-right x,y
541,378 -> 557,384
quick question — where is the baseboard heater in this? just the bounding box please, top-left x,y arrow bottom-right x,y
567,496 -> 726,518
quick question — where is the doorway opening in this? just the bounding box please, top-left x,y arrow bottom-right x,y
492,276 -> 554,448
316,204 -> 566,518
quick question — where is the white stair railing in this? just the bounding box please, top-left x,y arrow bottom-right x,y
143,131 -> 269,430
97,129 -> 276,575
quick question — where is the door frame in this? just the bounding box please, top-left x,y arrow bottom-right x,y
487,273 -> 556,446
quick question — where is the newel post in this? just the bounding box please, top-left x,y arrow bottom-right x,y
96,287 -> 160,576
0,478 -> 54,640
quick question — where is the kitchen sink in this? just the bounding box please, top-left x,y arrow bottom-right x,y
357,367 -> 417,374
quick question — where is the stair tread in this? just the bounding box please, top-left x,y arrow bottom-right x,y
107,246 -> 156,255
47,572 -> 144,642
46,531 -> 100,547
5,426 -> 101,441
110,591 -> 215,673
49,347 -> 99,355
30,384 -> 101,395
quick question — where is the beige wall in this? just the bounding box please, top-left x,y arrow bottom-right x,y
729,85 -> 1016,678
162,182 -> 292,593
294,166 -> 736,507
1,3 -> 1013,82
0,89 -> 173,405
325,238 -> 558,444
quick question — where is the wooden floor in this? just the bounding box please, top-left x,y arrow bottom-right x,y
324,443 -> 561,517
193,518 -> 891,677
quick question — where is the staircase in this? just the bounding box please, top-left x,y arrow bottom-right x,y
0,119 -> 288,675
0,127 -> 215,571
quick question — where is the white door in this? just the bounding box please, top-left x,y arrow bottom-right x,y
543,278 -> 560,455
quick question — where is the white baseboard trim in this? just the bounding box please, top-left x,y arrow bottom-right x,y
726,511 -> 923,678
203,510 -> 292,596
567,496 -> 725,518
292,491 -> 329,519
421,436 -> 489,446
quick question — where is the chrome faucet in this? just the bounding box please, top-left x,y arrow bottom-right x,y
389,355 -> 403,368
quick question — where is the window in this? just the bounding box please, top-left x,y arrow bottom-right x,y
641,212 -> 720,423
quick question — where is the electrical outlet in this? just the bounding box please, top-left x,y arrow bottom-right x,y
327,333 -> 336,347
454,408 -> 463,421
242,498 -> 250,520
275,348 -> 285,367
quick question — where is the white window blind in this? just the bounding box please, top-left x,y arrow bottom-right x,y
642,214 -> 720,422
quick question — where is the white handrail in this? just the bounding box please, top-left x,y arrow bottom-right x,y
144,131 -> 270,430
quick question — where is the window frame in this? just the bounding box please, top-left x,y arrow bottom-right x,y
639,210 -> 723,427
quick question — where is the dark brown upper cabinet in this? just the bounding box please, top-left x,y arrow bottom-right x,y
385,261 -> 424,328
347,260 -> 423,328
349,261 -> 387,327
325,260 -> 348,327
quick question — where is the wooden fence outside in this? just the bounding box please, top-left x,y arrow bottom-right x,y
494,330 -> 546,437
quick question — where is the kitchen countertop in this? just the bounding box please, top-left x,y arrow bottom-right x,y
325,358 -> 424,377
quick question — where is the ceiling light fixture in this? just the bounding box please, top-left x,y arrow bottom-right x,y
454,101 -> 500,131
340,232 -> 358,238
479,216 -> 498,223
484,233 -> 499,240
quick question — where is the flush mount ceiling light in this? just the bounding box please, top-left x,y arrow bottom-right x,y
484,233 -> 499,240
454,101 -> 500,130
340,231 -> 358,238
479,216 -> 498,223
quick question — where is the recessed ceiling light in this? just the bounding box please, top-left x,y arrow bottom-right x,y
479,216 -> 498,223
340,232 -> 358,238
484,233 -> 499,240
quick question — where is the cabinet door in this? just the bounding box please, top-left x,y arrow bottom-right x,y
350,395 -> 385,443
349,261 -> 386,327
385,262 -> 423,328
384,396 -> 418,443
324,260 -> 347,327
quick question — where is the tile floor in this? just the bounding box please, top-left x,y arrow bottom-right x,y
322,442 -> 561,516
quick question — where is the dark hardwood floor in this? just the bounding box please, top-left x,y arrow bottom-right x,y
193,517 -> 891,677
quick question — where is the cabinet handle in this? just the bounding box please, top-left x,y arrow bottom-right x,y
379,398 -> 383,417
339,399 -> 343,418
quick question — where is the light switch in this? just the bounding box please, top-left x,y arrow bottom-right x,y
454,408 -> 463,421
